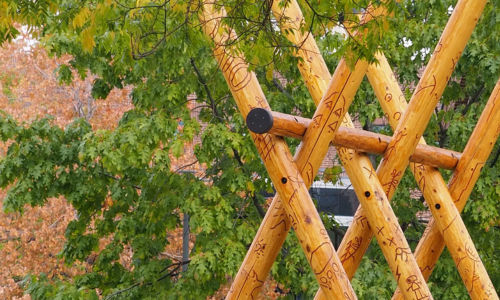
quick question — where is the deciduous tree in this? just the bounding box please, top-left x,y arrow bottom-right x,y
0,0 -> 499,299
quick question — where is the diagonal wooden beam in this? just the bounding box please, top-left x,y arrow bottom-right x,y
228,1 -> 435,299
230,0 -> 497,299
247,108 -> 462,170
223,2 -> 391,299
334,0 -> 498,299
296,38 -> 435,300
312,57 -> 500,300
203,0 -> 496,298
328,47 -> 500,300
388,76 -> 500,300
313,20 -> 499,300
200,3 -> 358,300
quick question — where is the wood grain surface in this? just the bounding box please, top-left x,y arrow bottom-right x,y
263,111 -> 461,170
200,3 -> 358,299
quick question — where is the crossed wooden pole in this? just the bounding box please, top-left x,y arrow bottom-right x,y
199,0 -> 500,299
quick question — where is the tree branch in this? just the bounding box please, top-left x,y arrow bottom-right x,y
190,58 -> 266,217
489,145 -> 500,168
232,148 -> 266,218
104,260 -> 190,299
461,82 -> 485,115
272,77 -> 295,102
98,171 -> 142,190
251,194 -> 266,219
190,57 -> 222,120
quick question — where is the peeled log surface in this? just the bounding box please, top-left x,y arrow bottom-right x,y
340,0 -> 498,299
225,2 -> 398,299
281,3 -> 434,298
200,3 -> 358,300
359,49 -> 500,300
200,0 -> 500,298
230,1 -> 435,299
390,77 -> 500,300
246,109 -> 462,170
315,1 -> 497,299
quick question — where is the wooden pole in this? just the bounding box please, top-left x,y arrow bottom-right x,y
251,109 -> 462,170
225,2 -> 388,298
313,6 -> 496,298
234,1 -> 435,299
297,50 -> 435,300
335,0 -> 497,299
207,0 -> 496,298
274,1 -> 436,298
200,4 -> 358,300
389,77 -> 500,300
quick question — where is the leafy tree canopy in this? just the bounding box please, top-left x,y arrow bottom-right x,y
1,0 -> 500,299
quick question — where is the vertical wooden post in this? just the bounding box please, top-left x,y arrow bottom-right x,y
200,4 -> 357,300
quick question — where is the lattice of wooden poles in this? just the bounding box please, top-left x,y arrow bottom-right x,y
198,0 -> 500,299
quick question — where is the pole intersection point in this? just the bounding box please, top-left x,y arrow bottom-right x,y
199,0 -> 500,299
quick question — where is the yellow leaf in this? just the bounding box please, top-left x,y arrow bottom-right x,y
383,20 -> 390,31
50,2 -> 59,13
131,0 -> 150,17
72,7 -> 90,29
136,0 -> 149,6
266,63 -> 274,82
246,182 -> 255,194
81,27 -> 95,53
172,2 -> 187,13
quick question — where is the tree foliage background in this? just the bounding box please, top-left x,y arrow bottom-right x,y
0,0 -> 500,299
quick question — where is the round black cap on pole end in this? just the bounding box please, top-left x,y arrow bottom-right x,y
246,108 -> 274,134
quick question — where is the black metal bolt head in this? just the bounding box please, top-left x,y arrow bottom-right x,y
246,108 -> 274,134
